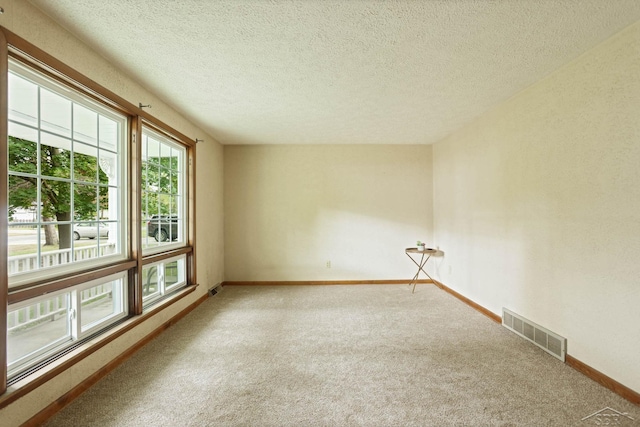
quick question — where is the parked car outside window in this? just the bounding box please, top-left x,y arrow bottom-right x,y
73,222 -> 109,240
147,215 -> 179,242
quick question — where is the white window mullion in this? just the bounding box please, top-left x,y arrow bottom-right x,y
36,178 -> 42,268
70,100 -> 76,255
159,264 -> 166,296
70,289 -> 80,340
177,152 -> 184,242
36,85 -> 43,269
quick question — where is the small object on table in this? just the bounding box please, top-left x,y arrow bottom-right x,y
405,247 -> 437,293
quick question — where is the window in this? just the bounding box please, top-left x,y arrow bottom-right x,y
1,29 -> 196,396
7,273 -> 127,378
7,60 -> 126,288
139,126 -> 190,311
4,58 -> 129,379
142,255 -> 187,308
141,127 -> 186,253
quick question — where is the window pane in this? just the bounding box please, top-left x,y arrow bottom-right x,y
146,194 -> 160,219
74,183 -> 99,220
73,224 -> 99,262
158,166 -> 171,194
41,87 -> 72,137
38,223 -> 72,270
8,72 -> 38,126
8,175 -> 38,219
142,256 -> 187,308
9,219 -> 118,278
98,115 -> 118,152
72,220 -> 109,240
141,128 -> 186,253
159,139 -> 170,160
165,257 -> 186,291
101,221 -> 118,256
41,141 -> 71,180
170,171 -> 178,195
148,217 -> 165,243
8,134 -> 38,175
8,62 -> 126,284
145,162 -> 159,193
145,216 -> 178,244
98,150 -> 118,186
7,224 -> 40,276
7,294 -> 71,372
170,195 -> 180,217
141,190 -> 149,219
41,179 -> 71,221
8,122 -> 38,146
80,278 -> 125,333
73,103 -> 98,145
74,146 -> 99,183
142,264 -> 159,300
170,147 -> 180,170
100,187 -> 112,219
145,135 -> 160,164
158,194 -> 171,215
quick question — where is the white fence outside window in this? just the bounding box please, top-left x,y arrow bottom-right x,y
7,283 -> 113,333
7,243 -> 117,276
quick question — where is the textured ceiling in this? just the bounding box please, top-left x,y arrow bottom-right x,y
28,1 -> 640,145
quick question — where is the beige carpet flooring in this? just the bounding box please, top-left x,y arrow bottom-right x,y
43,284 -> 638,426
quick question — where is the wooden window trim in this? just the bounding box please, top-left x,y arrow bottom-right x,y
141,118 -> 195,149
0,26 -> 198,394
188,141 -> 197,286
130,116 -> 144,315
0,27 -> 9,396
7,261 -> 137,305
142,246 -> 193,266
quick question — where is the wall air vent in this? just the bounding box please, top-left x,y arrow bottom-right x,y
502,308 -> 566,362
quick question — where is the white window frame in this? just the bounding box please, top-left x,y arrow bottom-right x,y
7,272 -> 128,378
76,274 -> 127,336
7,60 -> 128,288
140,126 -> 187,256
7,289 -> 72,377
142,254 -> 187,309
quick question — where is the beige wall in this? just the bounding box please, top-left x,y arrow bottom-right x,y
433,21 -> 640,392
0,1 -> 224,424
2,0 -> 638,422
224,145 -> 434,281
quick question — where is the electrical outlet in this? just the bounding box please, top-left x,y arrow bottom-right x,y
448,265 -> 452,274
326,260 -> 331,268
